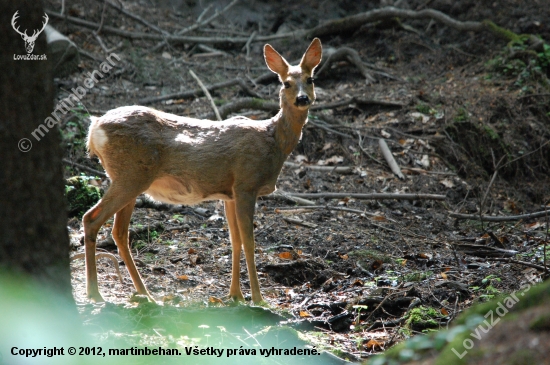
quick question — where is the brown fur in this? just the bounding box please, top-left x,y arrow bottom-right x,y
83,38 -> 322,304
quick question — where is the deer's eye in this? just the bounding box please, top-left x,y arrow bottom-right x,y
306,77 -> 314,84
283,82 -> 291,89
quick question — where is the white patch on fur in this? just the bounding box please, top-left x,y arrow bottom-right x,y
91,126 -> 108,153
145,176 -> 230,205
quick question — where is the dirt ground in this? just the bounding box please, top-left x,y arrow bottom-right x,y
46,0 -> 550,362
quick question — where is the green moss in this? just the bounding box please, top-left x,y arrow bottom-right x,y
65,176 -> 103,218
529,312 -> 550,331
403,271 -> 434,282
507,349 -> 537,365
406,306 -> 442,331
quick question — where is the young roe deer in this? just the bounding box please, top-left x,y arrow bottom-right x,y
83,38 -> 322,304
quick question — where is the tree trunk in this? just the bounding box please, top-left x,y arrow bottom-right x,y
0,0 -> 72,300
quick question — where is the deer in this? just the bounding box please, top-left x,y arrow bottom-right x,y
83,38 -> 322,304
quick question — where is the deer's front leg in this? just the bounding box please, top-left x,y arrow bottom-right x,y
224,200 -> 245,302
234,193 -> 264,304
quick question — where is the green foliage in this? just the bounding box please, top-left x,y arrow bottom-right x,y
405,306 -> 443,331
57,104 -> 92,165
453,107 -> 469,122
403,271 -> 434,283
415,103 -> 431,114
486,37 -> 550,89
65,175 -> 102,218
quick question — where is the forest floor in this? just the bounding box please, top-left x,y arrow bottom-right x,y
46,0 -> 550,363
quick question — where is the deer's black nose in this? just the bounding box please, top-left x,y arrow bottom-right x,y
295,95 -> 310,106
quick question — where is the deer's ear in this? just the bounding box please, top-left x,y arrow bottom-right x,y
300,38 -> 322,74
264,44 -> 290,77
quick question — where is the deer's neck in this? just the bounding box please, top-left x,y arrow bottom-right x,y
274,102 -> 309,156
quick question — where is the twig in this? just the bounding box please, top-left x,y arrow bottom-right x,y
264,190 -> 315,206
96,0 -> 107,34
92,32 -> 111,53
284,192 -> 446,201
46,10 -> 248,45
309,119 -> 354,138
71,252 -> 123,283
379,138 -> 405,180
274,205 -> 393,220
449,210 -> 550,222
283,161 -> 353,173
100,0 -> 168,35
357,131 -> 385,166
196,4 -> 214,23
189,70 -> 221,121
283,217 -> 318,228
316,47 -> 376,83
201,97 -> 277,119
63,158 -> 107,177
139,78 -> 240,104
151,0 -> 239,52
485,257 -> 547,271
242,30 -> 257,57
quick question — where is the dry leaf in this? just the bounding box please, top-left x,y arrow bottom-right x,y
365,339 -> 383,350
209,296 -> 224,304
525,222 -> 542,230
279,252 -> 294,260
162,294 -> 175,302
440,272 -> 448,280
352,279 -> 364,286
339,253 -> 349,260
441,308 -> 449,316
440,178 -> 455,188
189,254 -> 199,266
188,247 -> 197,254
299,311 -> 311,318
371,260 -> 383,270
372,215 -> 387,221
401,259 -> 407,266
177,275 -> 189,281
325,155 -> 344,165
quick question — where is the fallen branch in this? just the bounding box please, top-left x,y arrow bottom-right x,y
202,97 -> 278,119
284,192 -> 446,201
452,243 -> 518,258
316,47 -> 376,83
283,161 -> 353,173
283,217 -> 318,228
71,252 -> 123,283
49,6 -> 523,51
306,6 -> 485,38
379,138 -> 405,180
485,257 -> 547,271
139,78 -> 242,104
264,190 -> 316,206
153,2 -> 240,53
46,10 -> 249,44
189,69 -> 221,121
100,0 -> 168,35
449,210 -> 549,222
275,204 -> 395,221
63,158 -> 107,177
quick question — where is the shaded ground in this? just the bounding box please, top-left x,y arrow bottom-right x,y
43,0 -> 550,362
